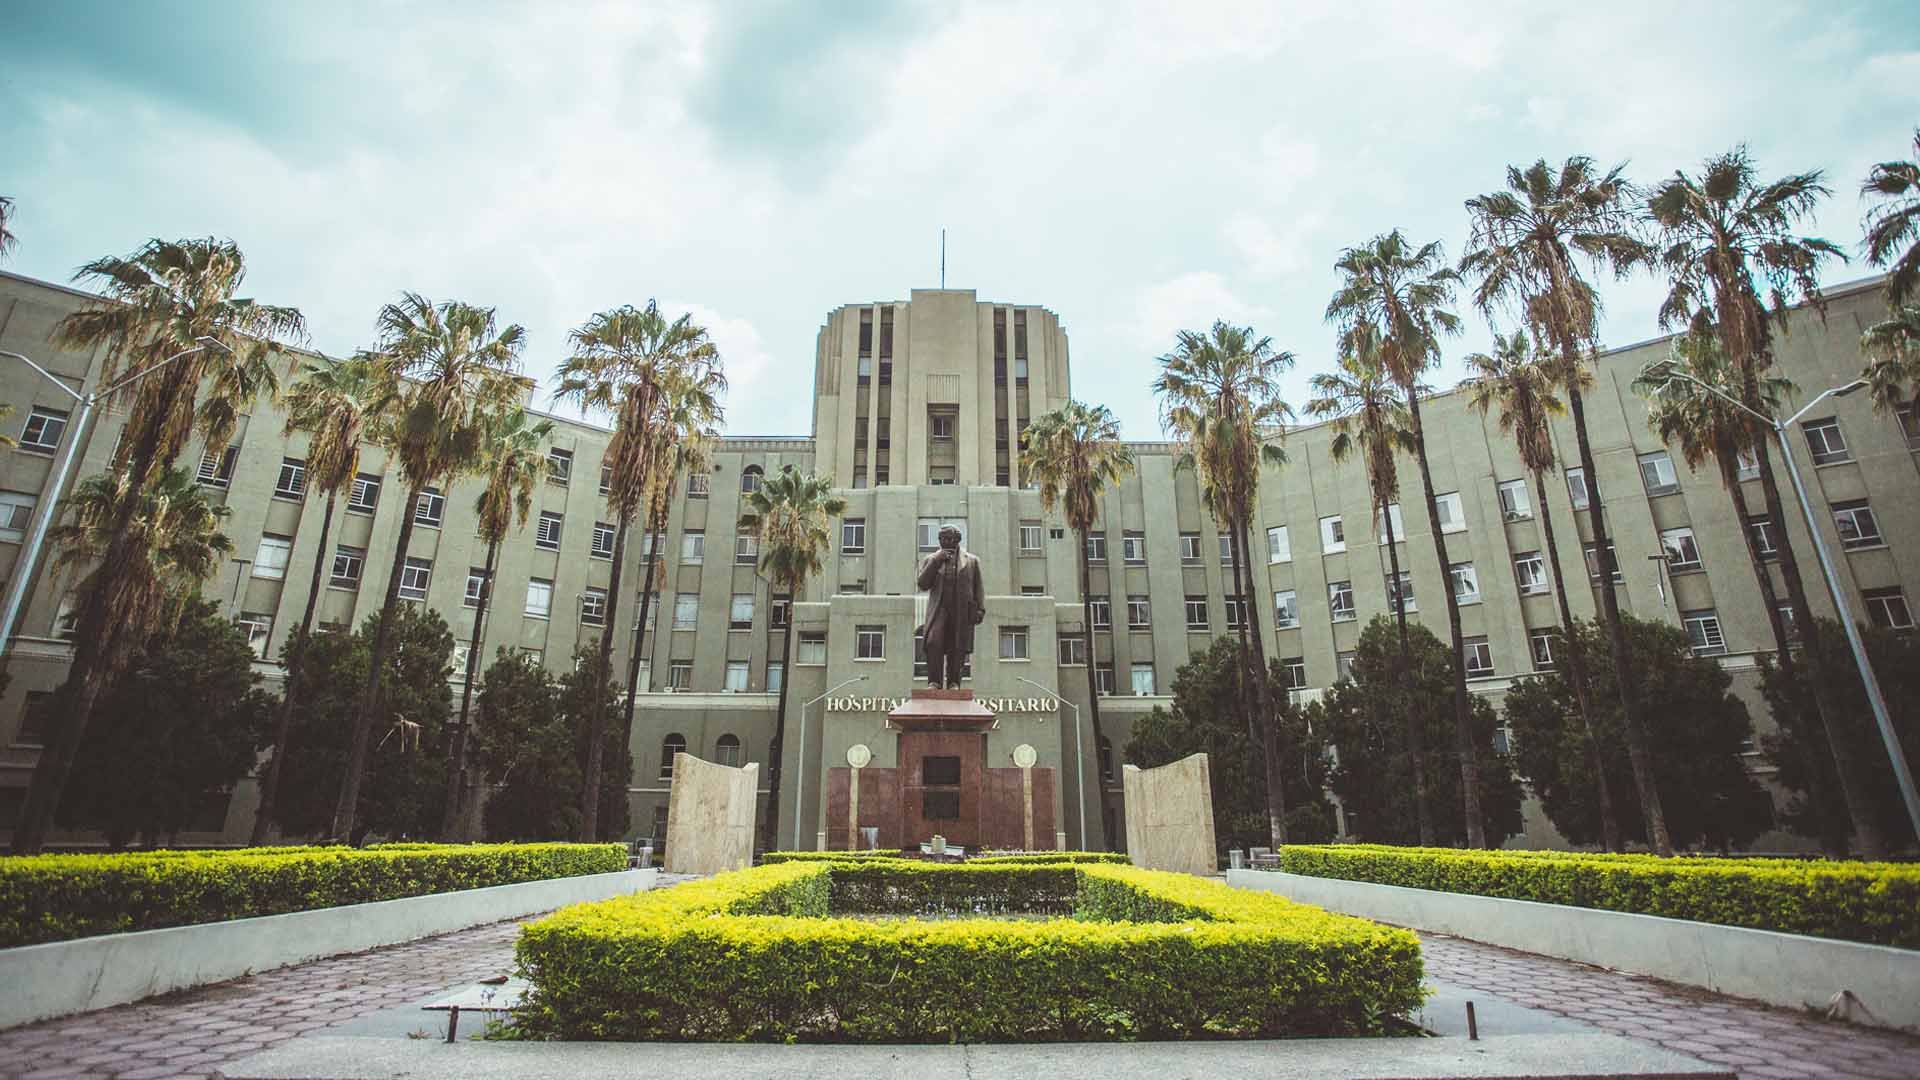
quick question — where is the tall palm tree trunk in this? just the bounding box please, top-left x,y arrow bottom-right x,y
1228,519 -> 1287,846
1533,469 -> 1619,852
1403,389 -> 1485,848
1076,536 -> 1110,849
1381,498 -> 1435,846
1562,380 -> 1670,854
760,586 -> 799,853
439,536 -> 499,841
332,483 -> 424,842
253,492 -> 339,845
579,513 -> 632,841
619,492 -> 670,811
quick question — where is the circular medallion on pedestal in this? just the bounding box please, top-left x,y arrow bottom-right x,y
846,743 -> 873,769
1012,743 -> 1038,769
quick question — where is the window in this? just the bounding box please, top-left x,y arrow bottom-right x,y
521,646 -> 545,668
1281,656 -> 1307,690
399,557 -> 432,600
1735,448 -> 1760,481
929,467 -> 957,486
1336,650 -> 1357,682
546,447 -> 573,485
1376,504 -> 1405,544
740,465 -> 763,494
1832,500 -> 1882,549
1319,515 -> 1346,553
1388,571 -> 1416,614
253,535 -> 292,580
1462,635 -> 1494,677
1085,533 -> 1108,562
1000,625 -> 1031,660
1660,527 -> 1702,571
1682,609 -> 1726,656
197,445 -> 238,487
931,414 -> 955,439
525,578 -> 553,618
797,631 -> 827,665
465,567 -> 488,607
1225,594 -> 1248,630
536,511 -> 563,550
1130,663 -> 1156,695
599,463 -> 613,495
1274,590 -> 1299,629
660,734 -> 687,778
730,593 -> 755,630
837,579 -> 866,595
735,530 -> 759,564
1433,491 -> 1467,533
1122,531 -> 1147,564
681,530 -> 705,563
770,593 -> 791,629
1184,596 -> 1209,631
842,518 -> 867,554
0,492 -> 34,543
1747,516 -> 1778,560
347,474 -> 381,514
667,663 -> 693,692
1097,737 -> 1114,783
1865,587 -> 1915,630
1637,450 -> 1679,495
274,458 -> 307,499
1529,629 -> 1558,670
1019,522 -> 1043,553
1802,418 -> 1851,465
766,662 -> 784,693
330,545 -> 365,589
1126,595 -> 1151,628
1496,479 -> 1532,521
1179,532 -> 1202,562
1094,663 -> 1116,695
1451,562 -> 1482,605
716,733 -> 743,763
724,662 -> 750,693
1058,634 -> 1087,665
236,612 -> 273,657
53,595 -> 78,640
1898,403 -> 1920,450
687,472 -> 710,498
1266,525 -> 1291,563
917,517 -> 967,550
1329,580 -> 1356,622
1088,595 -> 1111,629
1584,542 -> 1622,584
414,487 -> 445,527
1219,533 -> 1235,565
1514,551 -> 1548,595
14,691 -> 52,746
1566,468 -> 1590,510
1776,603 -> 1801,644
591,521 -> 616,559
673,592 -> 700,629
580,587 -> 607,625
850,624 -> 885,660
18,407 -> 69,452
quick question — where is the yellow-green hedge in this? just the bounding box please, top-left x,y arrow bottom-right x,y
1278,844 -> 1920,949
0,842 -> 626,947
514,861 -> 1424,1041
759,850 -> 1128,866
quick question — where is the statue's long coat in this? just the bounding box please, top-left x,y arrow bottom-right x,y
916,547 -> 985,654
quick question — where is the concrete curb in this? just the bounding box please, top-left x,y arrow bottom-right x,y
1228,869 -> 1920,1034
0,867 -> 656,1030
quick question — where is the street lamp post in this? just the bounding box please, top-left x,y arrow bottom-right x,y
1015,675 -> 1088,851
1641,364 -> 1920,842
0,338 -> 225,661
793,674 -> 867,851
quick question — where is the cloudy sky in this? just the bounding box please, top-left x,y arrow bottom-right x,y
2,1 -> 1914,439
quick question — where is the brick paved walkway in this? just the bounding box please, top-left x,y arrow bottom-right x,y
1,911 -> 1915,1079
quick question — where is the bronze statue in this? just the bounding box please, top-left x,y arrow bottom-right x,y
915,525 -> 984,688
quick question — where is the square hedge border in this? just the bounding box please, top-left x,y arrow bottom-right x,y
513,860 -> 1425,1042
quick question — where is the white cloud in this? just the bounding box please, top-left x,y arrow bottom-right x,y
1225,211 -> 1325,277
1128,272 -> 1275,349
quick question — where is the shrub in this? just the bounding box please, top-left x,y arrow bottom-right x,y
514,860 -> 1425,1042
1277,844 -> 1920,948
0,842 -> 626,947
758,850 -> 1127,866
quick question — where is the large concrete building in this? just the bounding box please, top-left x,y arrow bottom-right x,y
1,269 -> 1915,851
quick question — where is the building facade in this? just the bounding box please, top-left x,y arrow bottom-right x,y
1,270 -> 1915,851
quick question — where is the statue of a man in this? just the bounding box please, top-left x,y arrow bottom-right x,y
915,525 -> 984,688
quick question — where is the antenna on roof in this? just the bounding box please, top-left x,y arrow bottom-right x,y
940,228 -> 946,289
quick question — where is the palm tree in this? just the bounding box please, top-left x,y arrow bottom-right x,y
739,470 -> 846,853
1307,328 -> 1435,845
14,238 -> 304,854
440,408 -> 552,839
251,356 -> 383,844
1153,323 -> 1294,846
1861,304 -> 1920,414
47,468 -> 234,604
1862,129 -> 1920,307
1327,231 -> 1491,847
331,294 -> 529,843
0,196 -> 16,261
1458,158 -> 1667,853
554,302 -> 723,842
1020,402 -> 1137,848
1464,330 -> 1620,851
1643,148 -> 1885,857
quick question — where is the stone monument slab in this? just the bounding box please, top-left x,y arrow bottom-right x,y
663,753 -> 759,875
1122,753 -> 1217,876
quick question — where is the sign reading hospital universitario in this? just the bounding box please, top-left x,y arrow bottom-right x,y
824,695 -> 1058,715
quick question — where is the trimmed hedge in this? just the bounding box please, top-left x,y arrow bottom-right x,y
758,850 -> 1127,866
0,842 -> 626,947
1277,844 -> 1920,949
514,860 -> 1424,1041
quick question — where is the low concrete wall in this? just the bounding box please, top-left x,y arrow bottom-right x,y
1229,869 -> 1920,1034
0,867 -> 657,1030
